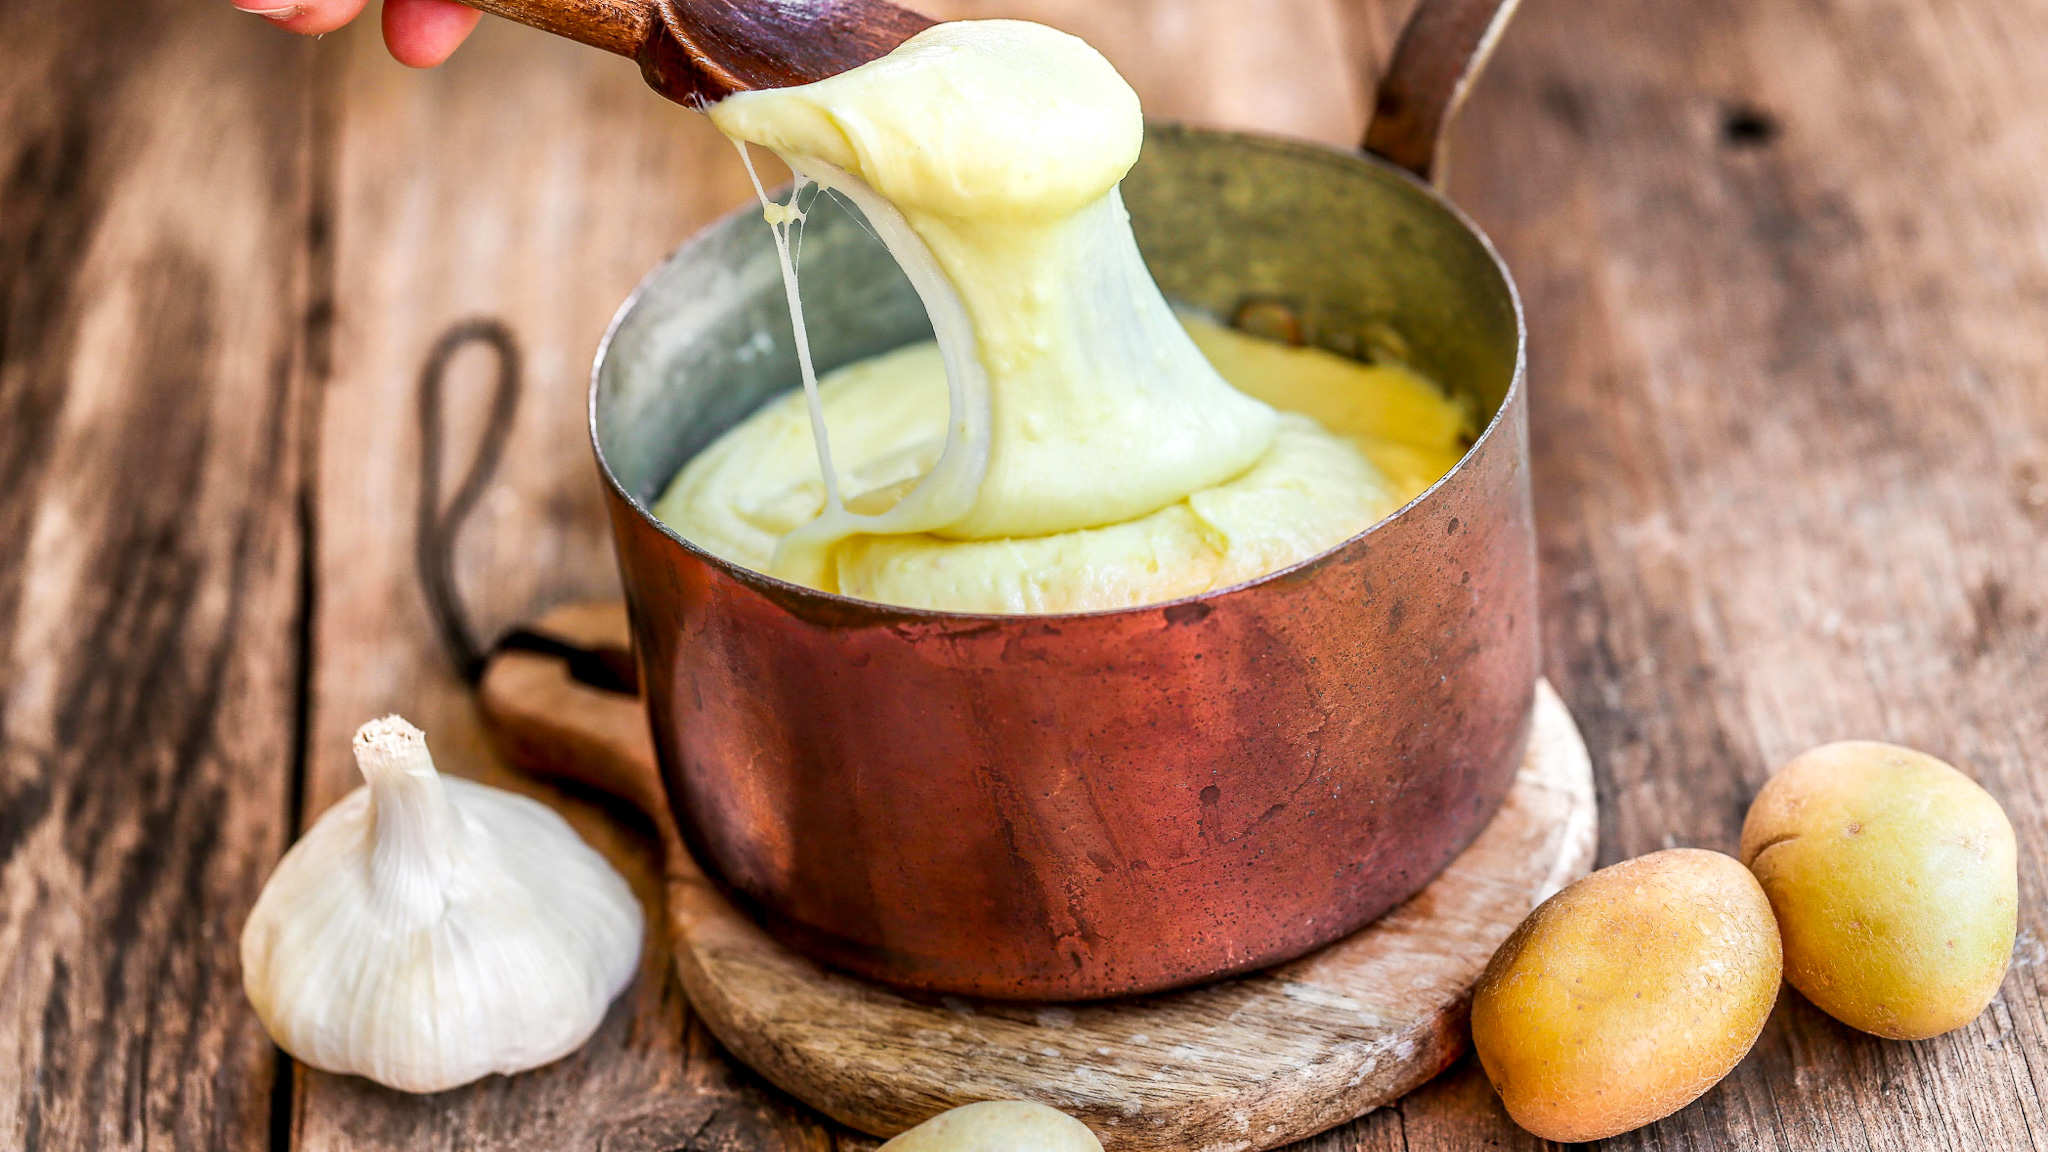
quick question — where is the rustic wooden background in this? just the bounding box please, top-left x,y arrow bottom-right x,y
4,0 -> 2046,1147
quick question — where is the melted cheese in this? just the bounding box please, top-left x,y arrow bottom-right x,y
655,317 -> 1472,613
656,20 -> 1471,613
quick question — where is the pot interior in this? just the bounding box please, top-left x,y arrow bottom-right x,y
594,122 -> 1522,525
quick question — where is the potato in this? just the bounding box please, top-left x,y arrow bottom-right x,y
879,1101 -> 1102,1152
1740,740 -> 2016,1040
1471,849 -> 1781,1142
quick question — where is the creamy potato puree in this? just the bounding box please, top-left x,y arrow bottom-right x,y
657,317 -> 1471,613
655,19 -> 1473,613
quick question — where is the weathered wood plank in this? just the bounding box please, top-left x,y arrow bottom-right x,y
11,0 -> 2045,1145
1384,0 -> 2048,1144
288,15 -> 834,1152
0,1 -> 317,1148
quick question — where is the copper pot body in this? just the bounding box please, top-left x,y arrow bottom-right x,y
592,124 -> 1533,1000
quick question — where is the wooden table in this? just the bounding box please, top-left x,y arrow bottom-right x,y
4,0 -> 2045,1147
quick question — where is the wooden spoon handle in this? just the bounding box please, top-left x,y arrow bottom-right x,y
456,0 -> 654,55
1363,0 -> 1523,183
476,600 -> 674,831
452,0 -> 935,104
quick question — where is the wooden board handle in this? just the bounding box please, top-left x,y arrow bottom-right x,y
477,600 -> 673,830
1364,0 -> 1523,183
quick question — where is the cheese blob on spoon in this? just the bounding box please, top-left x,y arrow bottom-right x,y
659,20 -> 1472,613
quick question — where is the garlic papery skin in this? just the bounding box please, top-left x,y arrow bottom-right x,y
240,715 -> 644,1093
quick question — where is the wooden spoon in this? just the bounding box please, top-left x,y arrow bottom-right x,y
437,0 -> 1520,183
451,0 -> 936,107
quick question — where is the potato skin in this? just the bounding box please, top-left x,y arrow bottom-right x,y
1471,849 -> 1781,1143
1740,741 -> 2016,1041
878,1101 -> 1102,1152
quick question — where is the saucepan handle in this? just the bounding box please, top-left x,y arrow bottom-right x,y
1363,0 -> 1523,184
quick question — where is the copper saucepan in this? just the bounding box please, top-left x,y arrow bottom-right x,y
590,0 -> 1532,1001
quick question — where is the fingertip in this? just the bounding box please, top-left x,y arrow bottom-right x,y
246,0 -> 369,36
382,0 -> 482,68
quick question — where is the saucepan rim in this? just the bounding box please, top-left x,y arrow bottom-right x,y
588,121 -> 1528,624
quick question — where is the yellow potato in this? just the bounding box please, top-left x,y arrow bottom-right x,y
1471,849 -> 1781,1142
1740,740 -> 2016,1040
879,1101 -> 1103,1152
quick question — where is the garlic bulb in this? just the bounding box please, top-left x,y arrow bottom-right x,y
880,1102 -> 1104,1152
241,715 -> 643,1093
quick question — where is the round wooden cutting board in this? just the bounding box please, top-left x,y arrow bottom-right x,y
481,602 -> 1597,1152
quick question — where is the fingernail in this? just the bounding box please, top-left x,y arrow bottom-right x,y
235,3 -> 304,17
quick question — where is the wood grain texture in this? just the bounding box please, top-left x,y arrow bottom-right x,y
286,17 -> 827,1152
476,606 -> 1594,1150
458,0 -> 654,56
1409,0 -> 2048,1145
7,0 -> 2048,1146
633,0 -> 939,107
0,0 -> 316,1147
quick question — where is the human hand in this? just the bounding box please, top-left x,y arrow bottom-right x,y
234,0 -> 481,68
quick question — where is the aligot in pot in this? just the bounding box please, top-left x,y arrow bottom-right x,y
591,121 -> 1532,1001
